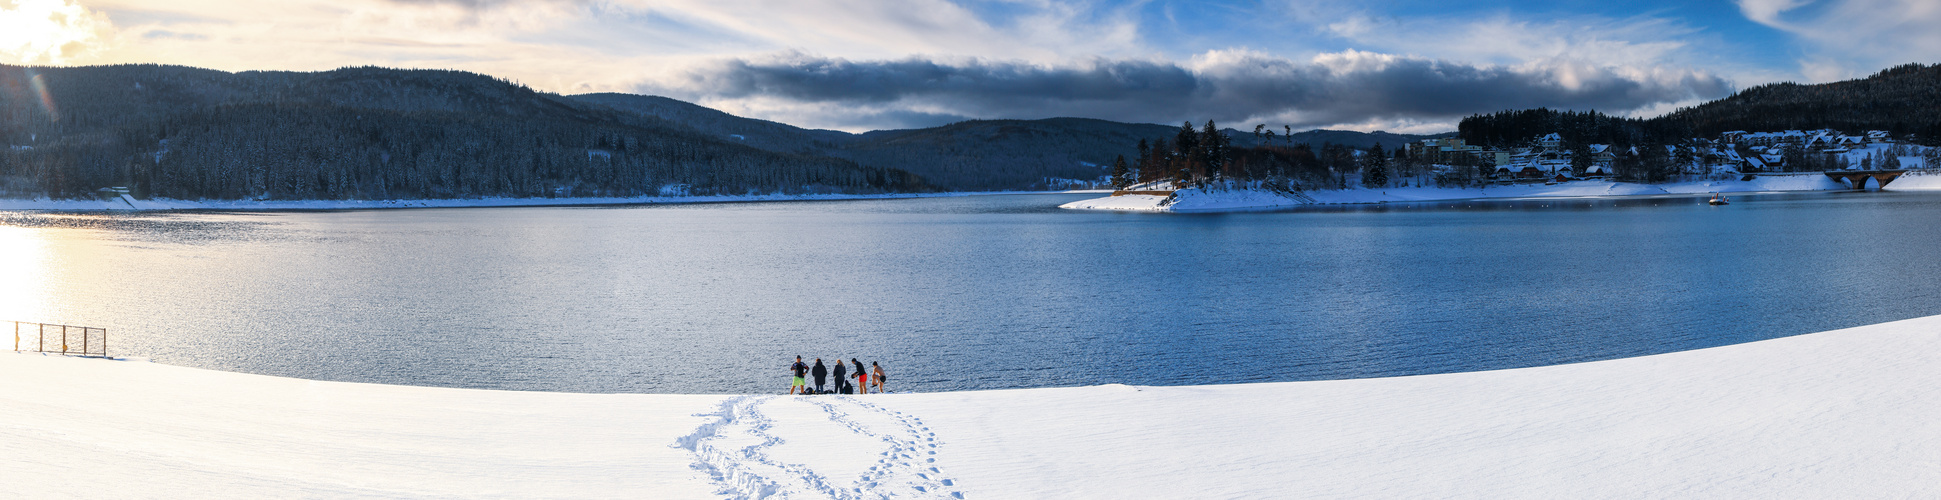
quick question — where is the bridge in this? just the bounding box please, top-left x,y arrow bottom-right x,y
1822,169 -> 1910,189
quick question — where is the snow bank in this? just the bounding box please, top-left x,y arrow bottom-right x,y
1884,170 -> 1941,191
7,313 -> 1941,498
0,191 -> 1060,211
1058,193 -> 1171,211
1064,176 -> 1852,212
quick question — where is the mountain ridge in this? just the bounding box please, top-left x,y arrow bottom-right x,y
568,92 -> 1451,190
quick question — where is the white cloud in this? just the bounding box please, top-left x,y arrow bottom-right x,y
1736,0 -> 1941,81
0,0 -> 118,64
17,0 -> 1768,134
73,0 -> 1148,96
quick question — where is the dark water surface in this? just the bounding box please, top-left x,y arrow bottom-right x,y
5,191 -> 1940,394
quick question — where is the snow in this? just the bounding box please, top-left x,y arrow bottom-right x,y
7,313 -> 1941,498
1063,176 -> 1852,213
0,191 -> 1065,212
1884,170 -> 1941,190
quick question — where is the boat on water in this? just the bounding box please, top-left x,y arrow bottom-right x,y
1708,193 -> 1731,205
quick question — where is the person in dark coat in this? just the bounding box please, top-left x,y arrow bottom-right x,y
810,359 -> 828,394
832,358 -> 848,394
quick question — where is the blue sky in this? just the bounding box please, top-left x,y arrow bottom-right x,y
5,0 -> 1938,133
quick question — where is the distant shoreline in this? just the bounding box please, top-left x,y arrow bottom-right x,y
0,190 -> 1091,212
1062,172 -> 1941,213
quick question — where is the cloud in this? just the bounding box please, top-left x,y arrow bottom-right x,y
0,0 -> 119,64
642,50 -> 1734,132
141,30 -> 207,41
1736,0 -> 1941,81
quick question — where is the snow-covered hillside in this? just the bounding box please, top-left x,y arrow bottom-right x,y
6,314 -> 1940,498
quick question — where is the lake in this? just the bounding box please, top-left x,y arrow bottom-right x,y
5,191 -> 1941,394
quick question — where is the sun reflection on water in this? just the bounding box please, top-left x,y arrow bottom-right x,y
0,224 -> 49,323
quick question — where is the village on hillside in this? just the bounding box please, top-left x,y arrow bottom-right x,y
1410,129 -> 1935,186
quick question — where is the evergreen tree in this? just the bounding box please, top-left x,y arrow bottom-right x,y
1362,143 -> 1388,188
1200,120 -> 1226,183
1568,140 -> 1594,176
1110,155 -> 1130,189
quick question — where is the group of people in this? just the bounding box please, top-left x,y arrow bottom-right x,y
789,356 -> 886,395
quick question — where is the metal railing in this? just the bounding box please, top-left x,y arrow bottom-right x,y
11,321 -> 107,357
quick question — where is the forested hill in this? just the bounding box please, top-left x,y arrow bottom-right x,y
571,93 -> 1448,190
1459,63 -> 1941,148
1660,63 -> 1941,140
0,65 -> 927,200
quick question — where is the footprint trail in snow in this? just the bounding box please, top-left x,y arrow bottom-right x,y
676,395 -> 964,499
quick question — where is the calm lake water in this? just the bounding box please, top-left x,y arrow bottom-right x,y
5,191 -> 1941,394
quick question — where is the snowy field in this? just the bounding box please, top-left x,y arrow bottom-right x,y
1062,175 -> 1865,212
6,314 -> 1940,498
0,190 -> 1075,211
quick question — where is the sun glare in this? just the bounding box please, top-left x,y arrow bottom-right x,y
0,0 -> 113,65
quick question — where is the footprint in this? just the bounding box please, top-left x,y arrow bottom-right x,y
952,493 -> 965,499
942,479 -> 954,486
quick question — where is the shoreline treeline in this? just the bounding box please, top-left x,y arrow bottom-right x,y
1110,120 -> 1387,191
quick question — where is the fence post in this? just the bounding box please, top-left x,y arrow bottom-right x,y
63,325 -> 69,354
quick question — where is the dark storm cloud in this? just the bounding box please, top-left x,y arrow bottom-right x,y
652,52 -> 1734,129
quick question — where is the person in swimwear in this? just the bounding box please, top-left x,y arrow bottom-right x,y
871,361 -> 886,393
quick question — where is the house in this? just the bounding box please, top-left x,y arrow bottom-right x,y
1589,144 -> 1616,168
1865,130 -> 1892,143
1495,162 -> 1548,181
1538,133 -> 1563,150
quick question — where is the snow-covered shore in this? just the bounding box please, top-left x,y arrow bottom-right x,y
0,190 -> 1075,211
6,314 -> 1940,498
1063,175 -> 1859,212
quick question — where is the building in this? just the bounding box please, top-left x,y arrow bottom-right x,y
1538,133 -> 1562,150
1407,138 -> 1489,165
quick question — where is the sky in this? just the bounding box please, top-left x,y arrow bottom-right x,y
1,0 -> 1937,134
